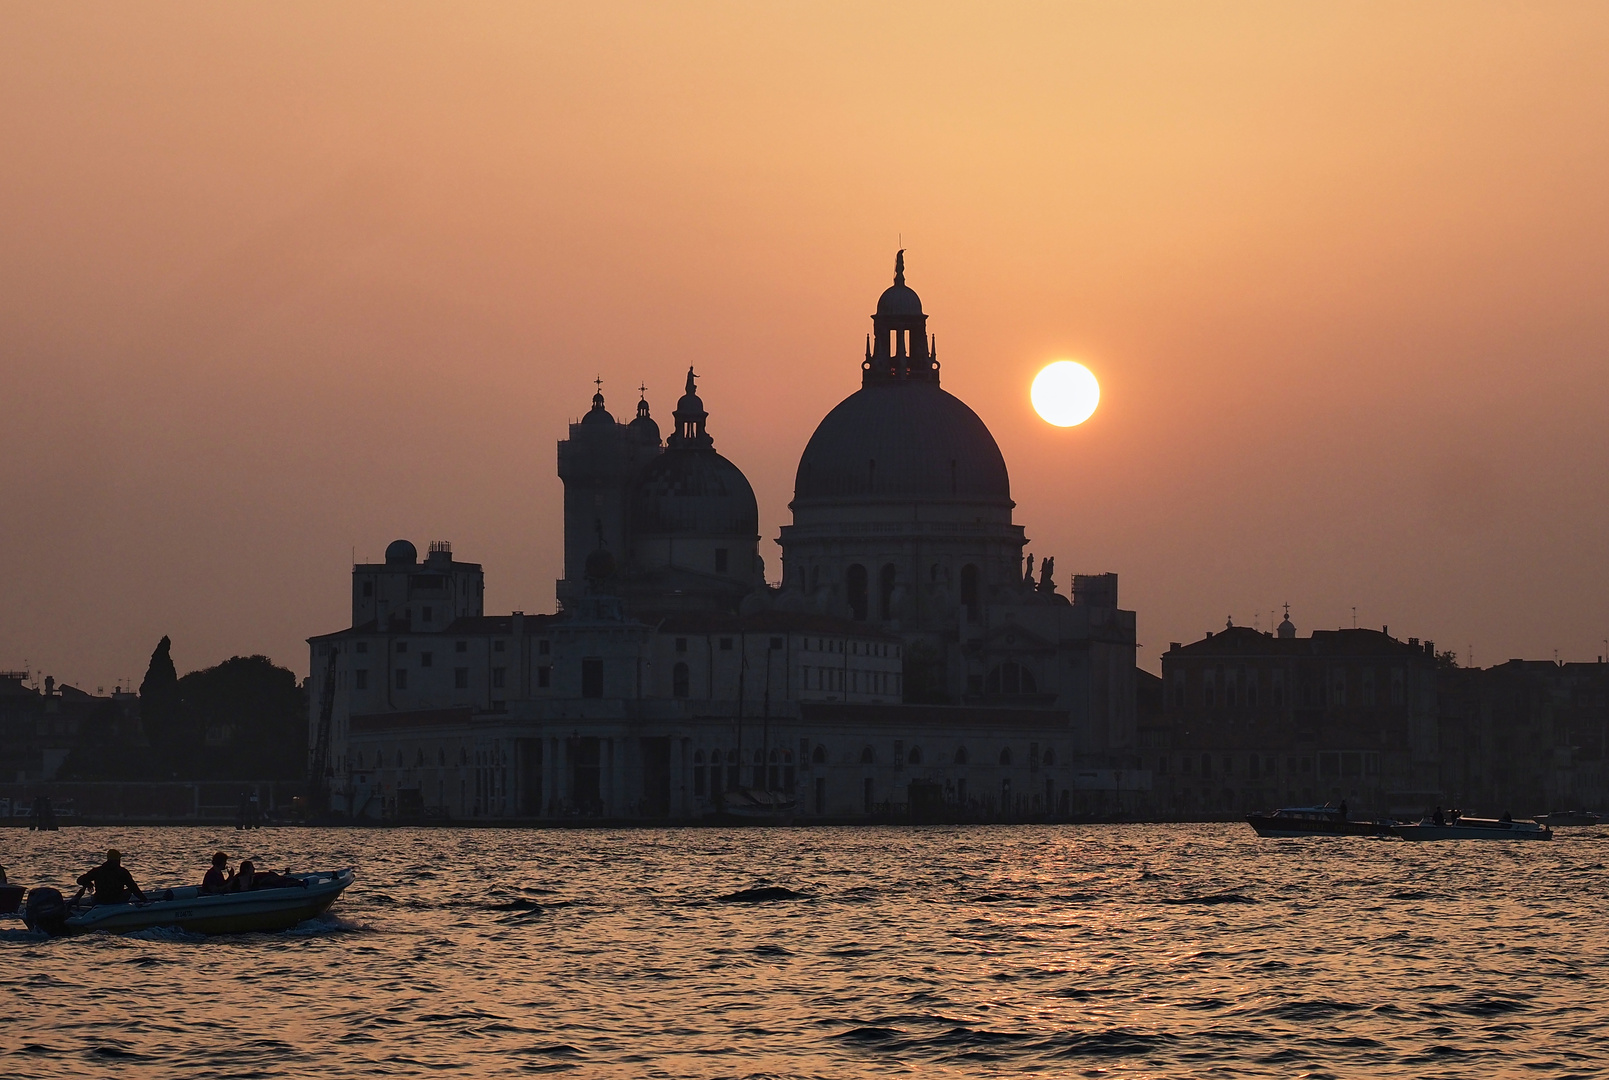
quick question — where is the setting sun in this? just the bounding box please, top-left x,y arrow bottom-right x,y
1031,360 -> 1101,427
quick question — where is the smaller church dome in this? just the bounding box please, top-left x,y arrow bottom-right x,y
581,389 -> 614,425
629,394 -> 661,445
385,539 -> 417,565
631,451 -> 758,536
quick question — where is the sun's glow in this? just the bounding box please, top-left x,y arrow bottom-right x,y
1031,361 -> 1100,427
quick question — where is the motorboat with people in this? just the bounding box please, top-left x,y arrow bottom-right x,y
1246,803 -> 1394,838
22,868 -> 354,936
1392,811 -> 1552,841
1535,810 -> 1600,828
712,787 -> 796,825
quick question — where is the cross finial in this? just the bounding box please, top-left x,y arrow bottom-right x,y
638,382 -> 647,398
1283,602 -> 1290,618
594,375 -> 603,392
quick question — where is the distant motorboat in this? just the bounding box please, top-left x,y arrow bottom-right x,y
1393,816 -> 1552,841
23,869 -> 354,936
712,788 -> 796,826
1536,810 -> 1600,828
1246,805 -> 1394,838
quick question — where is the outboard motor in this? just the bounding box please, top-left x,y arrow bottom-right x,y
23,887 -> 71,936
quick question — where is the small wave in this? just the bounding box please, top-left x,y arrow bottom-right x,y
1446,993 -> 1530,1016
716,886 -> 807,903
831,1025 -> 901,1042
751,944 -> 792,956
1257,999 -> 1368,1021
1041,1028 -> 1178,1058
1158,892 -> 1256,906
0,927 -> 49,943
1389,890 -> 1433,900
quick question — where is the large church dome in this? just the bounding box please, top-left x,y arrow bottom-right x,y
792,251 -> 1011,508
794,382 -> 1010,504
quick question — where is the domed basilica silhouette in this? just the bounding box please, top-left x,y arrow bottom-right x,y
309,254 -> 1140,822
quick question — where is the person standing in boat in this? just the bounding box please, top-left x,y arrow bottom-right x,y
75,849 -> 146,906
1338,800 -> 1348,820
1432,806 -> 1445,826
201,851 -> 234,894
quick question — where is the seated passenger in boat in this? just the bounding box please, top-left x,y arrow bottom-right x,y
201,852 -> 234,894
1432,806 -> 1445,826
1501,811 -> 1513,823
76,849 -> 147,906
228,860 -> 305,891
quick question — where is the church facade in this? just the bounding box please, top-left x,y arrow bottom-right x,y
307,255 -> 1145,822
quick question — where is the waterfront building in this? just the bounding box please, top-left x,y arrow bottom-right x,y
1140,614 -> 1443,819
307,254 -> 1146,821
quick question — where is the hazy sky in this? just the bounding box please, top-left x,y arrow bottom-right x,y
5,2 -> 1609,688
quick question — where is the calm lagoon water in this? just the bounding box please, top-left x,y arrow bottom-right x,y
2,823 -> 1607,1078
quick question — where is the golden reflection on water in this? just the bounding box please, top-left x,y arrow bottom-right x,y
2,824 -> 1606,1078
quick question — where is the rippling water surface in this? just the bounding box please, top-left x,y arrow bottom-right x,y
3,824 -> 1607,1078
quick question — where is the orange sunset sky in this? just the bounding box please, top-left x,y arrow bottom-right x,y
4,3 -> 1609,688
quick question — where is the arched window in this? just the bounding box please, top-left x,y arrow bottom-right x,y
672,662 -> 690,698
961,564 -> 980,621
693,750 -> 705,764
985,662 -> 1037,696
908,746 -> 922,765
879,564 -> 897,621
999,747 -> 1013,766
416,748 -> 424,766
1043,748 -> 1055,766
809,566 -> 820,592
846,565 -> 868,621
812,745 -> 827,764
860,745 -> 875,764
954,746 -> 968,765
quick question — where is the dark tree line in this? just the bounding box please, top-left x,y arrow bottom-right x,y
61,637 -> 306,781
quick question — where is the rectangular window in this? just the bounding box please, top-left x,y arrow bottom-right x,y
1390,669 -> 1404,705
491,667 -> 506,689
356,641 -> 368,654
675,637 -> 687,653
537,665 -> 551,687
719,638 -> 733,651
581,658 -> 604,698
354,669 -> 369,690
714,548 -> 729,573
1156,755 -> 1168,775
538,640 -> 551,656
396,641 -> 408,653
361,580 -> 373,598
455,640 -> 468,653
395,669 -> 408,690
454,668 -> 469,689
769,637 -> 783,651
420,651 -> 433,668
494,640 -> 506,653
422,606 -> 433,622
